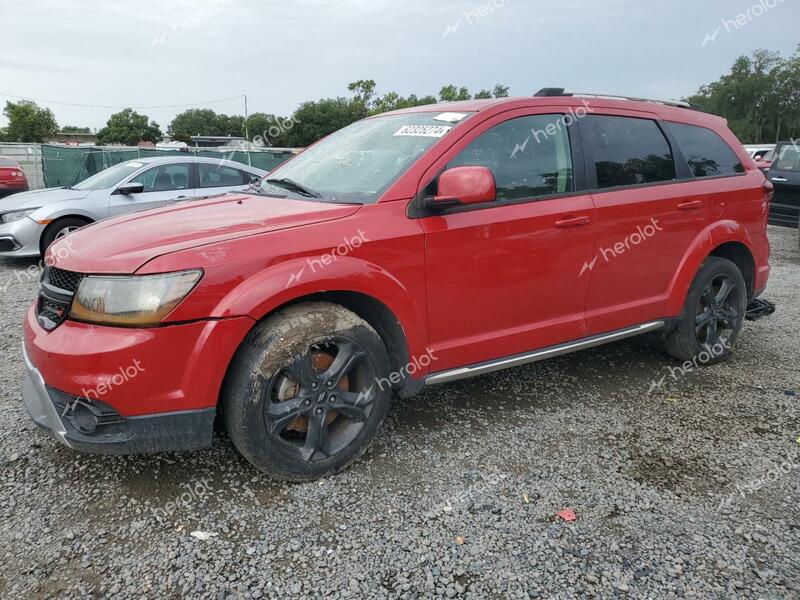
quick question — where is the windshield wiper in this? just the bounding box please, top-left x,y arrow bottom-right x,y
265,178 -> 323,199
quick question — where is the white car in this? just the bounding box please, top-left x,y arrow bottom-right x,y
0,156 -> 267,257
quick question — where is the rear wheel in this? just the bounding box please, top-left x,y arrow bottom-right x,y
664,256 -> 747,364
223,302 -> 392,481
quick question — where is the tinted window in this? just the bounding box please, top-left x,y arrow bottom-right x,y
772,143 -> 800,172
132,163 -> 192,192
667,122 -> 744,177
199,163 -> 247,187
583,115 -> 675,189
448,114 -> 573,201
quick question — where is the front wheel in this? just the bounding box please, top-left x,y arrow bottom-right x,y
40,217 -> 89,255
664,256 -> 747,364
223,302 -> 392,481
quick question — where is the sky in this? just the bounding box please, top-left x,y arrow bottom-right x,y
1,0 -> 798,132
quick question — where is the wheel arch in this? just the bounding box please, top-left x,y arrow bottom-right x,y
40,214 -> 95,254
220,275 -> 425,400
707,241 -> 755,299
666,221 -> 758,315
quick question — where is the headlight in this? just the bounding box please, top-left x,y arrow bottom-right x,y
69,270 -> 202,327
1,208 -> 38,223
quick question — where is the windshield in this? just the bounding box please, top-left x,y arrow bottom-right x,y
72,161 -> 146,191
257,112 -> 473,203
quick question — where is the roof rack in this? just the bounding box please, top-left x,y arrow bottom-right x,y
533,87 -> 694,110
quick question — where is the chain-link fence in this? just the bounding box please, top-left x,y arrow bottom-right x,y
0,143 -> 45,189
38,145 -> 297,188
0,144 -> 297,190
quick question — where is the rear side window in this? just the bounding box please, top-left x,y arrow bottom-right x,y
772,143 -> 800,172
667,122 -> 744,177
199,163 -> 247,187
582,115 -> 676,189
448,114 -> 574,201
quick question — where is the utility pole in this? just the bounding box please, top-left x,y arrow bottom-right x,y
243,94 -> 251,165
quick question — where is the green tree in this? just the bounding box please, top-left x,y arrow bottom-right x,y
3,100 -> 59,142
369,92 -> 437,115
168,109 -> 224,143
492,84 -> 510,98
686,47 -> 800,143
280,97 -> 362,147
96,109 -> 162,146
348,79 -> 377,118
439,85 -> 472,102
219,114 -> 245,137
61,125 -> 91,133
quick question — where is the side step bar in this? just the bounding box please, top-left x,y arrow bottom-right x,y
424,321 -> 665,386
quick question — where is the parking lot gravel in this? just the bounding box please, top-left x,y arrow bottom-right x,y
0,226 -> 798,599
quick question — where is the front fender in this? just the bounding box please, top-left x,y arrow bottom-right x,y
211,255 -> 429,367
664,219 -> 755,316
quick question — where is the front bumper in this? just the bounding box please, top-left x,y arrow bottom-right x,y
0,216 -> 45,257
22,343 -> 216,454
22,303 -> 255,454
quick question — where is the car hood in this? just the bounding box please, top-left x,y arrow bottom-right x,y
0,187 -> 91,212
50,192 -> 362,273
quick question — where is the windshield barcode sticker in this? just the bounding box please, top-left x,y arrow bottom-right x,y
394,125 -> 452,138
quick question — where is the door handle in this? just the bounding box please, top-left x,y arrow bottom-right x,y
555,215 -> 590,228
678,200 -> 703,211
771,177 -> 788,182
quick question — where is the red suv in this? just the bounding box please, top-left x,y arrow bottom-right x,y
0,157 -> 29,198
22,90 -> 771,480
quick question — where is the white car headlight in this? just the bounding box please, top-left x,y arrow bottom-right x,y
1,208 -> 39,223
69,270 -> 202,327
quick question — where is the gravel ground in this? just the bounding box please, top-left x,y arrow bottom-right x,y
0,226 -> 798,599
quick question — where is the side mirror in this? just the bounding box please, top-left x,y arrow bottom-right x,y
248,174 -> 261,184
431,166 -> 496,209
117,182 -> 144,195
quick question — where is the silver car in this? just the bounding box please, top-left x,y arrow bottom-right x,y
0,156 -> 267,257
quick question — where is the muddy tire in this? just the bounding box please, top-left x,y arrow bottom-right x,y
664,256 -> 747,365
222,302 -> 392,481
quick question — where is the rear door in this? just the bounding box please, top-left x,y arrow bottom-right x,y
419,110 -> 596,370
195,162 -> 253,198
767,142 -> 800,228
109,162 -> 194,216
579,113 -> 707,335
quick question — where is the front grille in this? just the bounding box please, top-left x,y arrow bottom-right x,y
43,266 -> 84,292
37,267 -> 85,330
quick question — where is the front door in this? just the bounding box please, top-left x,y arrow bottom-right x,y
420,112 -> 595,371
767,142 -> 800,228
110,162 -> 194,216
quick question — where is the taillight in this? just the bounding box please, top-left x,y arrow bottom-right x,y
763,180 -> 774,204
